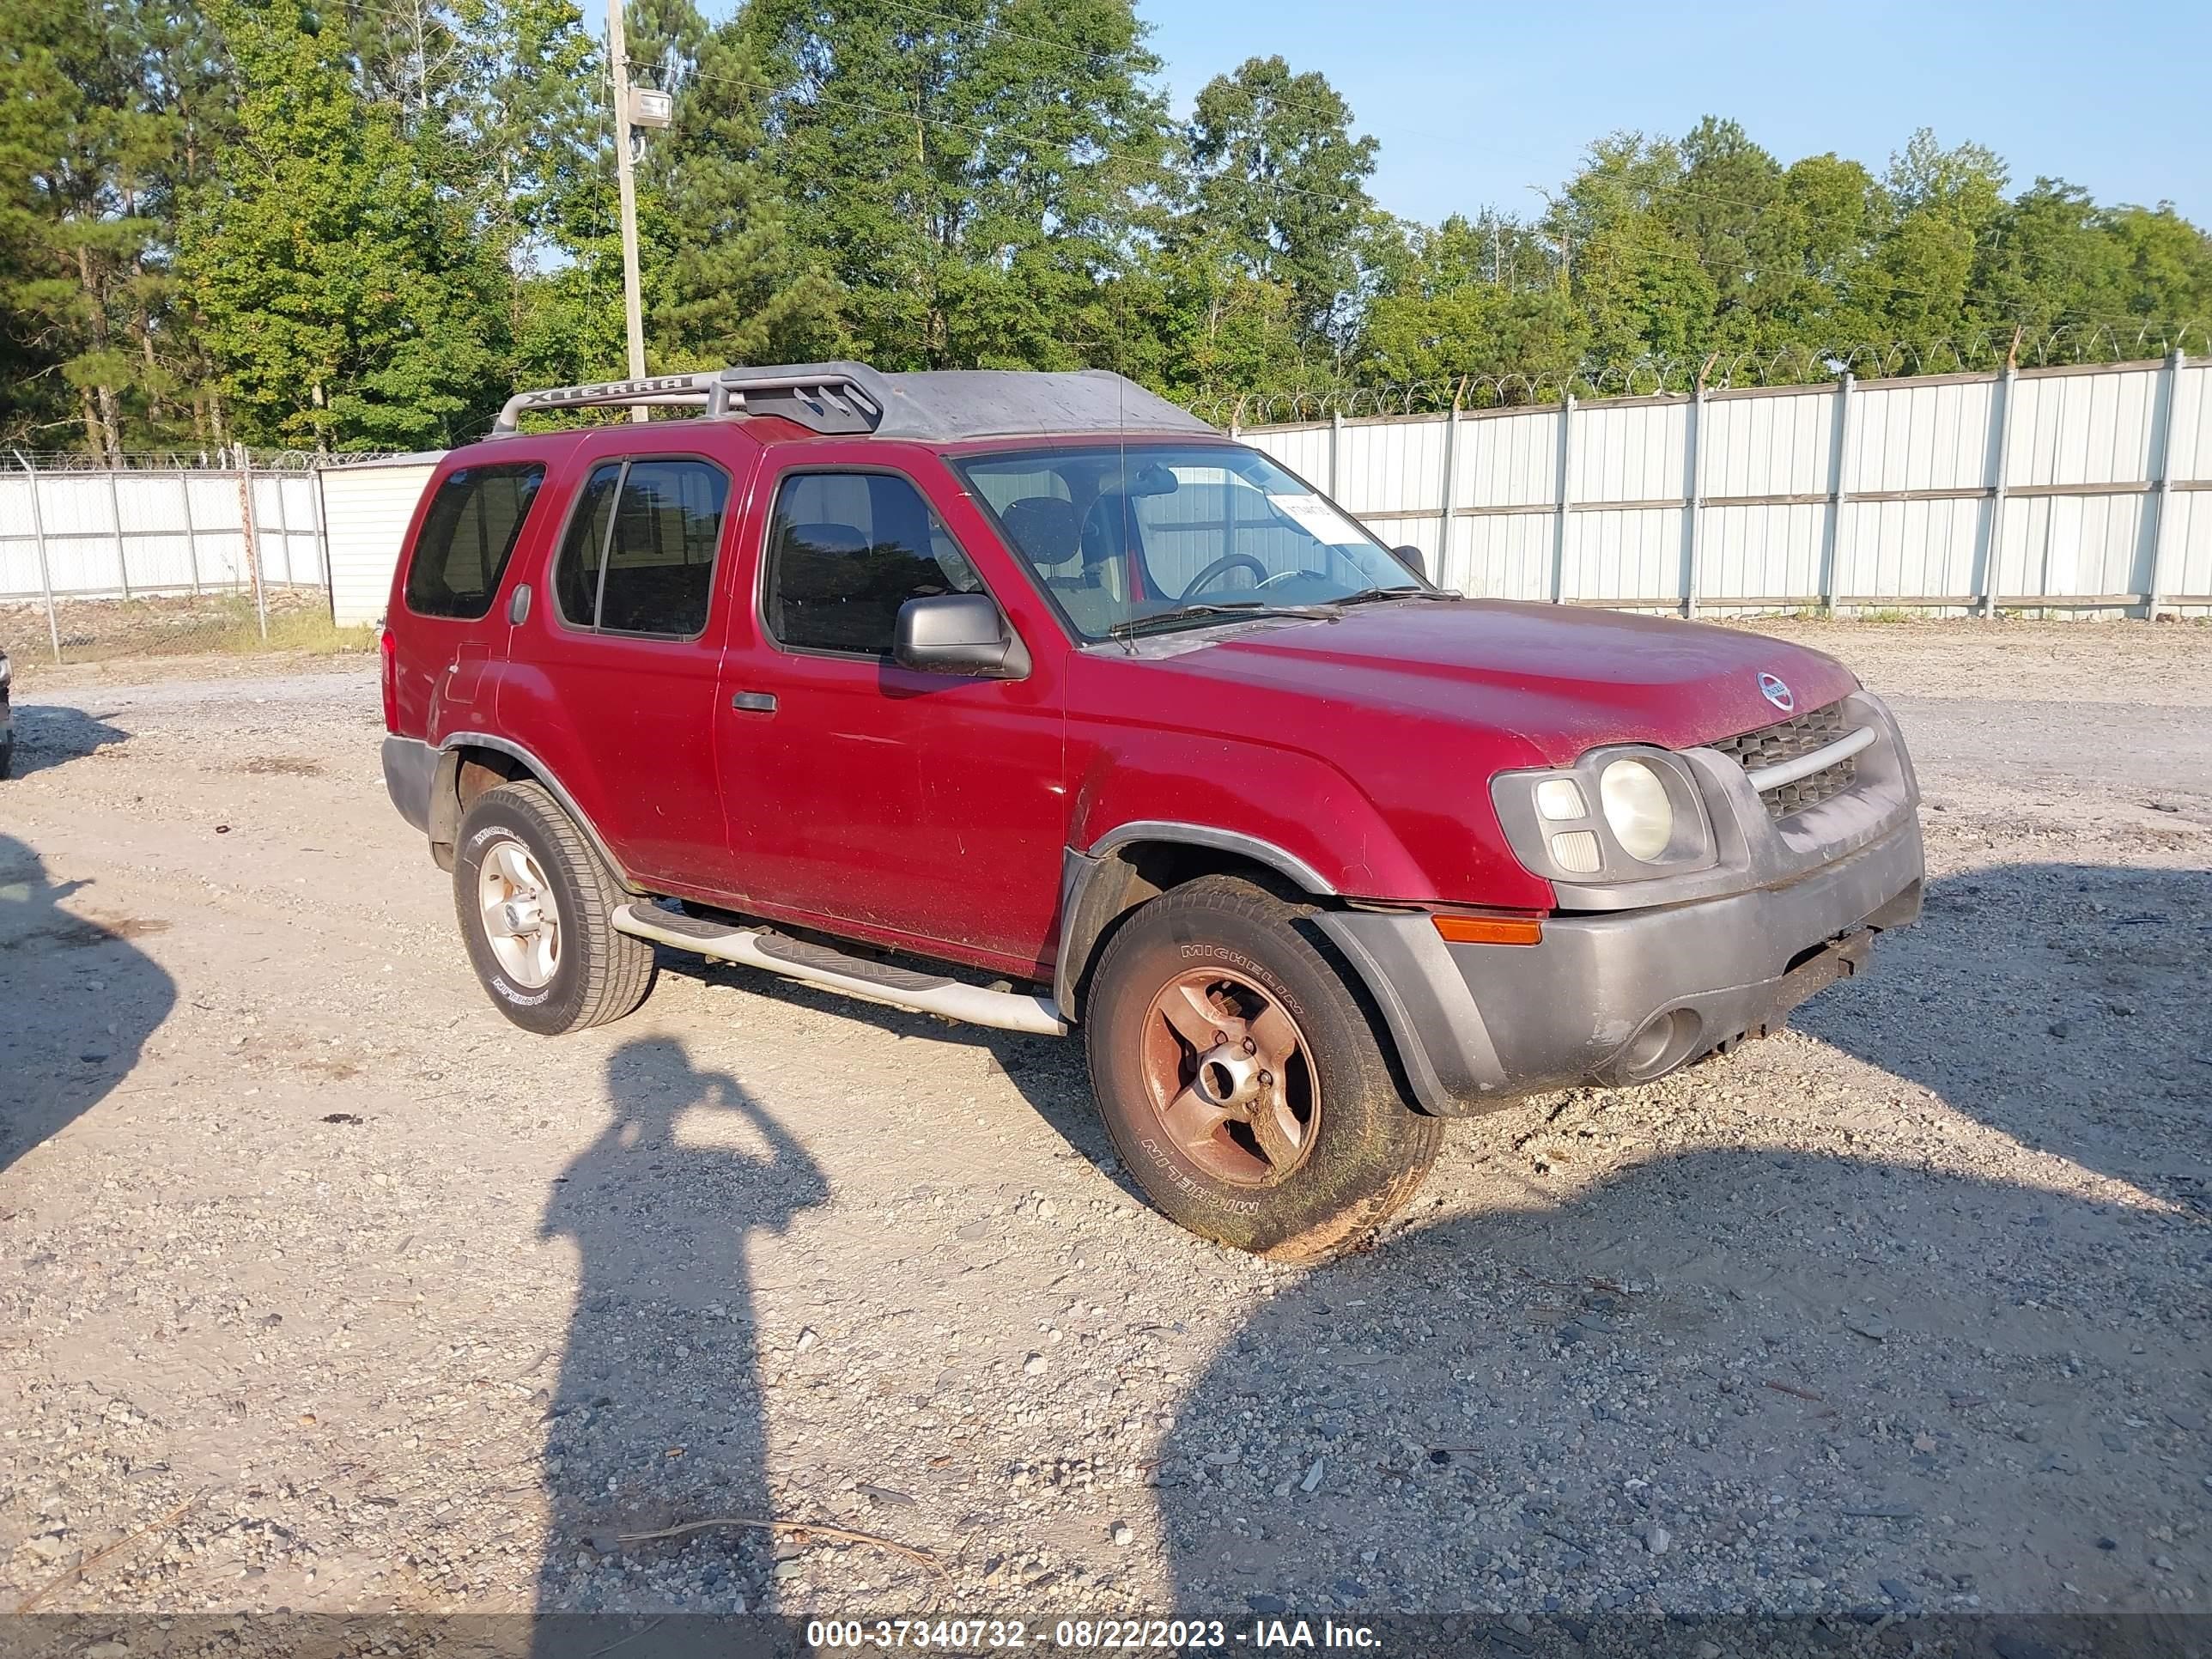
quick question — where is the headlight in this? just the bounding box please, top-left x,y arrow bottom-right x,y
1599,758 -> 1673,861
1489,746 -> 1715,885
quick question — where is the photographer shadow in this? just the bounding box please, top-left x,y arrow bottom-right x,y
0,831 -> 174,1175
532,1036 -> 825,1638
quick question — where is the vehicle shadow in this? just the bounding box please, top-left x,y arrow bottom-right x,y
1794,860 -> 2210,1217
641,946 -> 1139,1200
0,831 -> 175,1176
3,702 -> 131,778
1155,863 -> 2212,1623
532,1035 -> 826,1636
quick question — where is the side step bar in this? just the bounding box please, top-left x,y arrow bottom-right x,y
611,904 -> 1068,1036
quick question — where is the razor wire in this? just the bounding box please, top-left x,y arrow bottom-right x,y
1186,319 -> 2212,426
9,449 -> 422,473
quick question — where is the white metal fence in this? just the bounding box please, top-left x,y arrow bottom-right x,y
1,451 -> 326,603
8,355 -> 2209,656
1238,354 -> 2212,617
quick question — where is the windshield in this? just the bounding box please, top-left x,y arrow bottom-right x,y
953,443 -> 1424,641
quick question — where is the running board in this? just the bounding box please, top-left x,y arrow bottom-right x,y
611,904 -> 1068,1036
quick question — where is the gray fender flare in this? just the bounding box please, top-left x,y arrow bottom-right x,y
1054,824 -> 1509,1115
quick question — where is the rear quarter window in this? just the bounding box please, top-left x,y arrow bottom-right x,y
551,458 -> 730,637
404,463 -> 547,619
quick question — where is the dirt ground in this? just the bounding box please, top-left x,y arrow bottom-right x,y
1,620 -> 2208,1636
0,590 -> 369,670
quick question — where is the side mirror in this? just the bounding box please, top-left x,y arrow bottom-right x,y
894,593 -> 1030,678
1390,544 -> 1428,580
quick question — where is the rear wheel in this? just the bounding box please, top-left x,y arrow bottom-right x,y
453,781 -> 653,1035
1084,875 -> 1442,1261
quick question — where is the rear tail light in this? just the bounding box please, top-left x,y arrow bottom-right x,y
379,625 -> 398,731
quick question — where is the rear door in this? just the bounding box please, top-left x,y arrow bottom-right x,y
387,459 -> 549,741
714,449 -> 1069,976
495,439 -> 752,893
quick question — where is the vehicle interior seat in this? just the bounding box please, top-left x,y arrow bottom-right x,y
991,495 -> 1112,637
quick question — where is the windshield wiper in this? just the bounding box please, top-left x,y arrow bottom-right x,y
1333,586 -> 1455,607
1106,601 -> 1341,639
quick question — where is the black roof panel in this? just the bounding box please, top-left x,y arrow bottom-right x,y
491,362 -> 1217,441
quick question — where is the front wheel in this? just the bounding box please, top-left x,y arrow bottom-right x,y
453,780 -> 654,1035
1084,875 -> 1442,1261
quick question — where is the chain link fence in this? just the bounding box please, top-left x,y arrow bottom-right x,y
0,448 -> 380,673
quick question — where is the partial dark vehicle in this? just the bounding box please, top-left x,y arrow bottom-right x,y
380,363 -> 1923,1259
1,644 -> 13,778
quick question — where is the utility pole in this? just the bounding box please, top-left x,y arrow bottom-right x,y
1526,185 -> 1568,291
607,0 -> 648,421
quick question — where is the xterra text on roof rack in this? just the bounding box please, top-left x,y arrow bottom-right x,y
380,362 -> 1923,1258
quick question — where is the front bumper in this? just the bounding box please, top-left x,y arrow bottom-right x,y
1318,701 -> 1925,1115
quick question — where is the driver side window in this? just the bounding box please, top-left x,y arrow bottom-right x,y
764,471 -> 983,658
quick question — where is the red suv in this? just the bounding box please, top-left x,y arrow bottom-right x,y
381,363 -> 1922,1259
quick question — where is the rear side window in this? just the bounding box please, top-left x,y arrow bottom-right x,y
404,463 -> 545,619
552,459 -> 729,637
764,471 -> 981,656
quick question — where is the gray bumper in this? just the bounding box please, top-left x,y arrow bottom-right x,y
1319,814 -> 1924,1115
382,734 -> 437,833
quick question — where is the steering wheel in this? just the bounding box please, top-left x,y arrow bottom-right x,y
1255,568 -> 1313,591
1180,553 -> 1269,599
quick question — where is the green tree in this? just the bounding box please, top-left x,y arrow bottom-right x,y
735,0 -> 1168,371
0,0 -> 230,453
1862,127 -> 2008,347
2099,204 -> 2212,324
1966,179 -> 2129,332
626,0 -> 844,369
1739,152 -> 1891,347
1353,215 -> 1582,394
1664,116 -> 1784,329
181,0 -> 507,449
1174,55 -> 1376,354
1546,131 -> 1717,369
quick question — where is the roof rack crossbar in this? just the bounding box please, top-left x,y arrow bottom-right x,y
491,373 -> 728,434
490,364 -> 891,437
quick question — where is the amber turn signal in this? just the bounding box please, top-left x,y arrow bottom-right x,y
1430,912 -> 1543,946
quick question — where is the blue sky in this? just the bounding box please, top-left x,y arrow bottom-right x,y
1136,0 -> 2209,225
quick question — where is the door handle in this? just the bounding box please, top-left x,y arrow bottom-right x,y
730,691 -> 777,714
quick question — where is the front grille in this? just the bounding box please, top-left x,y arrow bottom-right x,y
1711,699 -> 1857,820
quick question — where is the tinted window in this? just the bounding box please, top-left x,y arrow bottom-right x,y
550,459 -> 729,636
552,464 -> 619,626
404,463 -> 545,618
600,461 -> 729,635
765,472 -> 981,656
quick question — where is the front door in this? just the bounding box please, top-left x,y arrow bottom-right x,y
716,459 -> 1067,977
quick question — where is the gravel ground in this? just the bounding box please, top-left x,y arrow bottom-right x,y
1,620 -> 2207,1633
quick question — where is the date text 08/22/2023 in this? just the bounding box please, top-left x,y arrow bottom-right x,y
802,1617 -> 1383,1650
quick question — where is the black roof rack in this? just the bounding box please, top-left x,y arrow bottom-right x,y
489,362 -> 1215,442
